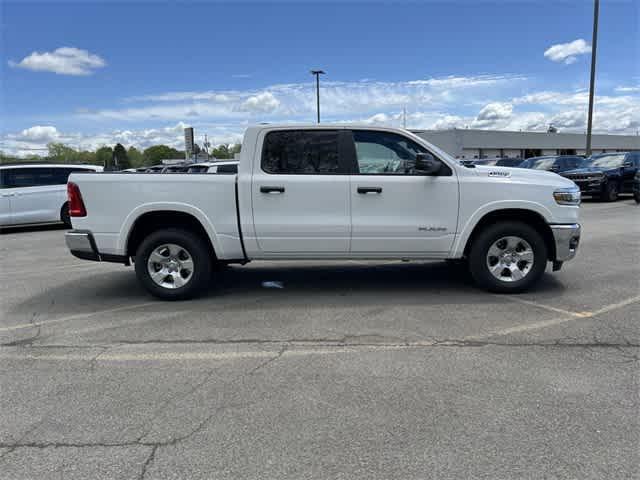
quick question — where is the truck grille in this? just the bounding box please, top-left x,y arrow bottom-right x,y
566,175 -> 600,182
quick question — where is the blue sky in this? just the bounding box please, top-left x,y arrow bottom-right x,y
1,0 -> 638,155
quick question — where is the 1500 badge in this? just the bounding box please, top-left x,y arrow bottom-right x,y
419,226 -> 448,232
488,171 -> 511,177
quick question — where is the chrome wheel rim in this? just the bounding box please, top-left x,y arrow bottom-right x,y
486,236 -> 534,283
147,243 -> 194,289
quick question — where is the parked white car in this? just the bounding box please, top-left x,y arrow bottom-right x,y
186,161 -> 239,174
65,125 -> 581,299
1,163 -> 103,227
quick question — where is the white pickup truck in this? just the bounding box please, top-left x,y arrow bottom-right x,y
65,125 -> 581,300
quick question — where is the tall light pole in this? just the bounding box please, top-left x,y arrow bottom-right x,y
586,0 -> 599,157
310,70 -> 325,123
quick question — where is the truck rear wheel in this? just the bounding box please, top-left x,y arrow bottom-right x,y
135,228 -> 211,300
468,221 -> 547,293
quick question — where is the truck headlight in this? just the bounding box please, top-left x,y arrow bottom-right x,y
553,188 -> 581,205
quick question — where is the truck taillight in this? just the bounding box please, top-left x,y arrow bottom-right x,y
67,182 -> 87,217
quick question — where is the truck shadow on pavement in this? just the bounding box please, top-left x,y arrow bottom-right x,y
9,261 -> 567,321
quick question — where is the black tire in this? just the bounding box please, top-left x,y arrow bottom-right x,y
601,182 -> 619,202
468,221 -> 548,293
634,192 -> 640,204
60,203 -> 71,228
134,228 -> 212,300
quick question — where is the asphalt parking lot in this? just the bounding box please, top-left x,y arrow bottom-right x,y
1,198 -> 638,480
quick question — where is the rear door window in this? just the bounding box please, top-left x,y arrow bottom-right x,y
4,168 -> 50,188
261,130 -> 342,174
216,164 -> 238,174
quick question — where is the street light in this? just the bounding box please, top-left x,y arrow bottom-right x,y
586,0 -> 599,157
310,69 -> 325,123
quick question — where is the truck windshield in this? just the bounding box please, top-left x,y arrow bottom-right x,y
582,154 -> 626,168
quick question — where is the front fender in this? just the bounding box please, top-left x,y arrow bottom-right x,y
450,200 -> 554,258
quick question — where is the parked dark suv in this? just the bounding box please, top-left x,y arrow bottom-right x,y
520,155 -> 583,173
561,152 -> 640,201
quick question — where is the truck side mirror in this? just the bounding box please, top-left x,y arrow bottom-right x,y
415,152 -> 442,175
623,160 -> 633,167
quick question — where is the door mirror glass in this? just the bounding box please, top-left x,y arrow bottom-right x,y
414,152 -> 442,175
623,160 -> 633,167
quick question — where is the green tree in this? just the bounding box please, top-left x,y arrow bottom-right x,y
95,146 -> 114,170
113,143 -> 130,170
127,147 -> 144,168
143,145 -> 183,166
212,143 -> 241,159
47,143 -> 79,163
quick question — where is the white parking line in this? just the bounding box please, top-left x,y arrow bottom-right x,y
0,302 -> 158,332
468,294 -> 640,340
0,345 -> 406,363
496,296 -> 591,318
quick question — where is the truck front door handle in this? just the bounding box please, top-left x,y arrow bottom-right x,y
1,193 -> 15,197
357,186 -> 382,194
260,186 -> 285,194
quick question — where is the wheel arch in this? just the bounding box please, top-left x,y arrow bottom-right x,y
461,208 -> 556,261
125,209 -> 218,260
60,201 -> 69,220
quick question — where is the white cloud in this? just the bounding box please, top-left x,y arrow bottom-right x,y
407,74 -> 524,88
544,39 -> 591,64
615,85 -> 640,93
17,126 -> 60,142
550,110 -> 586,129
79,74 -> 526,123
240,91 -> 280,113
8,47 -> 106,75
476,102 -> 513,121
3,73 -> 638,157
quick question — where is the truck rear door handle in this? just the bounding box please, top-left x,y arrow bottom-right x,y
357,186 -> 382,194
260,186 -> 285,194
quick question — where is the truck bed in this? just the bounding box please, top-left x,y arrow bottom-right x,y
68,172 -> 244,259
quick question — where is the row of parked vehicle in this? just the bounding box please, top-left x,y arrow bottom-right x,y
0,161 -> 239,227
123,161 -> 239,174
473,151 -> 640,202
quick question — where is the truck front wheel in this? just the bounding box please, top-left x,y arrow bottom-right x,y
601,182 -> 619,202
468,222 -> 547,293
135,228 -> 212,300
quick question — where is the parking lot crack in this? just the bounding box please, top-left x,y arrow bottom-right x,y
248,345 -> 287,375
138,445 -> 157,480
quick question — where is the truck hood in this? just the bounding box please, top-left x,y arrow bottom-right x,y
473,165 -> 576,188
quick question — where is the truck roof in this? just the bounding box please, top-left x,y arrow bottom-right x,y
0,163 -> 103,170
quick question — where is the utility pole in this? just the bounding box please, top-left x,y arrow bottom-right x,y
586,0 -> 599,157
310,70 -> 325,123
403,106 -> 407,129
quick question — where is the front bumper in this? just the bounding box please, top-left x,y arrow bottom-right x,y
65,230 -> 128,264
570,179 -> 604,196
550,224 -> 581,262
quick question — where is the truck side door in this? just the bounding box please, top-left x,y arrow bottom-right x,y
251,129 -> 352,254
347,129 -> 459,255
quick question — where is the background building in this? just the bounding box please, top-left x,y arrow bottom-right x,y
412,129 -> 640,159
